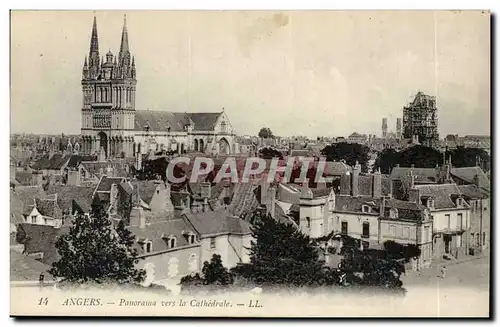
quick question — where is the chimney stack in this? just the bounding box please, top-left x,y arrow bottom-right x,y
340,172 -> 351,195
473,174 -> 480,187
351,162 -> 360,197
129,185 -> 146,228
409,170 -> 415,189
372,168 -> 382,198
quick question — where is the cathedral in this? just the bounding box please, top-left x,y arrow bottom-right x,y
80,15 -> 238,158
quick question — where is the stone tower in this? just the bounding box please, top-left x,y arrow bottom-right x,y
81,14 -> 137,158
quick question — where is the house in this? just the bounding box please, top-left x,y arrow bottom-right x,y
347,132 -> 368,144
31,153 -> 72,178
458,184 -> 490,253
45,184 -> 95,215
23,197 -> 63,227
411,183 -> 470,259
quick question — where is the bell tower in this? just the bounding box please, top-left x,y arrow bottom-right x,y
81,14 -> 137,158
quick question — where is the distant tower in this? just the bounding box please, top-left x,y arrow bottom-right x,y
403,92 -> 439,147
396,118 -> 402,139
81,14 -> 137,159
381,118 -> 388,139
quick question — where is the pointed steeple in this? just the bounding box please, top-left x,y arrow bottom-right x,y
119,14 -> 130,56
84,55 -> 88,67
90,15 -> 99,54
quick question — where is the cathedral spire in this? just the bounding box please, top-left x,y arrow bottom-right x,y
90,15 -> 99,55
119,14 -> 130,55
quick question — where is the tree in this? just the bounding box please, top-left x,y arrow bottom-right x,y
321,142 -> 370,173
339,235 -> 405,292
258,147 -> 283,159
48,205 -> 146,285
373,148 -> 400,174
231,213 -> 326,288
399,145 -> 442,168
258,127 -> 274,139
447,147 -> 490,171
179,254 -> 233,294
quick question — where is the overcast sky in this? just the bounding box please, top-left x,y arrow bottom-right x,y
10,10 -> 490,138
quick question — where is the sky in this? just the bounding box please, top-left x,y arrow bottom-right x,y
10,10 -> 490,138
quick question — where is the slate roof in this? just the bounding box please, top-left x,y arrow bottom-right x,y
334,195 -> 381,215
414,184 -> 464,210
67,154 -> 98,169
187,112 -> 222,131
227,182 -> 260,220
184,209 -> 252,236
451,167 -> 490,191
34,198 -> 60,218
12,186 -> 47,214
45,185 -> 95,214
32,153 -> 71,171
10,249 -> 54,282
390,167 -> 438,182
277,183 -> 300,204
311,187 -> 332,198
457,184 -> 489,200
15,171 -> 32,186
130,180 -> 160,204
95,176 -> 127,193
80,161 -> 113,178
134,111 -> 222,132
323,161 -> 352,176
16,223 -> 70,265
128,217 -> 195,255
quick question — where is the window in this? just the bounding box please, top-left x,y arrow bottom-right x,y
341,221 -> 348,235
389,224 -> 396,237
145,242 -> 152,253
483,232 -> 486,246
457,198 -> 463,206
403,227 -> 410,239
157,190 -> 160,194
362,222 -> 370,238
457,213 -> 463,230
362,205 -> 370,213
306,217 -> 311,228
389,208 -> 398,219
169,238 -> 176,248
362,241 -> 370,249
427,199 -> 434,209
189,235 -> 195,244
445,214 -> 451,230
210,237 -> 216,249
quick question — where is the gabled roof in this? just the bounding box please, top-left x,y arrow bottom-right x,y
12,186 -> 47,213
34,198 -> 60,218
334,195 -> 381,214
45,185 -> 95,214
95,176 -> 127,193
187,112 -> 222,131
451,167 -> 490,191
66,154 -> 98,169
323,161 -> 352,176
390,167 -> 438,182
32,153 -> 71,171
457,184 -> 489,200
130,180 -> 161,204
227,183 -> 260,220
414,184 -> 464,210
184,209 -> 252,236
15,171 -> 32,186
128,217 -> 194,255
16,223 -> 70,265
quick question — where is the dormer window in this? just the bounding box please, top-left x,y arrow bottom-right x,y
362,205 -> 371,213
456,198 -> 463,206
145,241 -> 152,253
169,238 -> 176,248
389,208 -> 398,219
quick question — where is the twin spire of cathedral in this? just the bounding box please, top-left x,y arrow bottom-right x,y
82,14 -> 136,81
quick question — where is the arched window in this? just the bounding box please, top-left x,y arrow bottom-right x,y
169,237 -> 176,248
189,235 -> 195,244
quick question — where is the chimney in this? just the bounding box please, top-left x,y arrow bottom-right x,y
200,182 -> 212,200
473,174 -> 480,187
106,165 -> 113,177
109,183 -> 119,215
202,198 -> 209,212
351,162 -> 360,197
408,188 -> 420,204
409,170 -> 415,189
411,164 -> 415,168
164,182 -> 174,212
372,168 -> 382,198
260,182 -> 269,206
66,170 -> 81,186
396,164 -> 400,168
266,184 -> 277,217
129,185 -> 146,228
379,196 -> 386,218
340,172 -> 351,195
